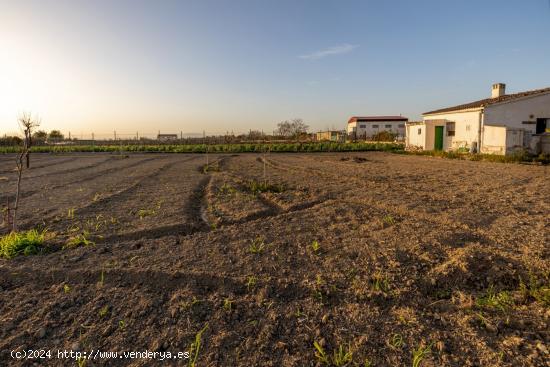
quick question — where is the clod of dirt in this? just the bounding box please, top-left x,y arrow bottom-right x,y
353,157 -> 368,163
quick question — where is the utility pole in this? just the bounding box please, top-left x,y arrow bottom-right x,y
114,131 -> 117,141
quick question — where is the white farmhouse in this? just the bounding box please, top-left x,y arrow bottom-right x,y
347,116 -> 407,140
406,83 -> 550,155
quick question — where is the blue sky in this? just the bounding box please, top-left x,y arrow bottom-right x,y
1,0 -> 549,136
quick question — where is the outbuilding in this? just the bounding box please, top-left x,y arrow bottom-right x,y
347,116 -> 407,140
407,83 -> 550,155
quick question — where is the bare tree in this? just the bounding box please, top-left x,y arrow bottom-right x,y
276,118 -> 309,139
11,112 -> 40,231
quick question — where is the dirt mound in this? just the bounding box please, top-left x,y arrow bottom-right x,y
425,243 -> 525,294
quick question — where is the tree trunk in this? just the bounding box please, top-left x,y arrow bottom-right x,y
13,152 -> 25,232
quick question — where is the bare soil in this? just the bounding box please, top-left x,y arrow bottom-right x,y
0,152 -> 548,366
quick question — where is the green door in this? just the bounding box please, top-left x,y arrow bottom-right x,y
434,126 -> 444,151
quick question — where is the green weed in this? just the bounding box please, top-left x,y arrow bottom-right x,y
248,237 -> 265,254
180,297 -> 201,311
246,276 -> 257,291
371,272 -> 391,293
64,231 -> 94,249
332,344 -> 353,366
313,341 -> 353,366
188,324 -> 208,367
313,341 -> 329,364
218,183 -> 236,196
388,333 -> 403,350
247,180 -> 284,194
382,215 -> 395,226
223,298 -> 233,312
63,284 -> 71,294
412,343 -> 433,367
67,208 -> 75,219
98,270 -> 105,287
519,274 -> 550,306
98,305 -> 109,318
311,240 -> 321,253
476,285 -> 513,312
202,164 -> 219,174
0,229 -> 48,259
137,209 -> 156,219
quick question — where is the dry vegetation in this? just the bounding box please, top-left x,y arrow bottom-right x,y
0,152 -> 548,366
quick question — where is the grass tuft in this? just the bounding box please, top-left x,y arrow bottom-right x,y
476,285 -> 513,312
519,274 -> 550,306
64,231 -> 95,249
313,341 -> 329,365
247,180 -> 284,194
0,229 -> 48,259
248,237 -> 266,254
313,341 -> 353,366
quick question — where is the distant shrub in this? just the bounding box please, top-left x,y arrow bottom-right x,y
371,131 -> 397,142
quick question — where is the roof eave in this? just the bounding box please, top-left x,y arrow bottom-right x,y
422,107 -> 484,116
483,90 -> 550,109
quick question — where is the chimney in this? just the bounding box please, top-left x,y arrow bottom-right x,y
491,83 -> 506,98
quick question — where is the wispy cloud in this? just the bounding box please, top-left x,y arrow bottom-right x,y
299,44 -> 358,60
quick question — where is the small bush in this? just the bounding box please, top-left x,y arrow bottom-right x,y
0,229 -> 47,259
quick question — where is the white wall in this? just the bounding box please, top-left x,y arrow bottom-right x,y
347,121 -> 357,134
406,124 -> 426,149
481,125 -> 506,154
422,110 -> 481,150
484,93 -> 550,132
353,120 -> 406,138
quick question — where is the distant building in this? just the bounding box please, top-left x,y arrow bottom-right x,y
347,116 -> 407,140
157,134 -> 179,141
407,83 -> 550,155
315,130 -> 346,142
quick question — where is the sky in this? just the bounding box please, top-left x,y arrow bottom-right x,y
1,0 -> 550,137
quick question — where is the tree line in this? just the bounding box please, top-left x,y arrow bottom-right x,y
0,130 -> 64,146
1,118 -> 311,146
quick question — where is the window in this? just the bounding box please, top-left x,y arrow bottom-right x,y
359,124 -> 366,128
372,124 -> 379,128
385,124 -> 392,128
398,124 -> 405,128
466,125 -> 471,131
417,128 -> 422,135
446,121 -> 455,137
